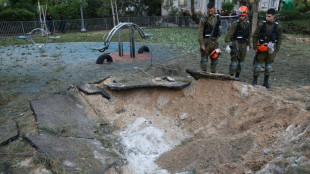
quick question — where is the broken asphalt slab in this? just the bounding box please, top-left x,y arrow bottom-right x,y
30,95 -> 97,139
103,76 -> 191,90
0,118 -> 19,146
78,84 -> 110,100
186,69 -> 241,81
23,133 -> 118,173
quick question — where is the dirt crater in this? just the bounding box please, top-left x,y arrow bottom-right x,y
80,79 -> 310,174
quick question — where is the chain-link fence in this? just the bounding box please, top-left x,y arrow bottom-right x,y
0,16 -> 234,38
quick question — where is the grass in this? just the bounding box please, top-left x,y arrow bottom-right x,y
38,126 -> 66,136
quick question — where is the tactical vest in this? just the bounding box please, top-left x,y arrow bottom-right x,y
259,20 -> 278,44
203,14 -> 220,38
233,20 -> 250,42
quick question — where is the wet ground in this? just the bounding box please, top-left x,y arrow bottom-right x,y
1,38 -> 310,173
0,42 -> 186,116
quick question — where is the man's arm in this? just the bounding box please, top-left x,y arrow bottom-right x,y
225,21 -> 237,44
198,18 -> 205,47
253,23 -> 263,50
275,23 -> 283,52
246,22 -> 251,47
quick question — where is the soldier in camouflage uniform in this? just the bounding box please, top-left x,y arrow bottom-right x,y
252,8 -> 283,89
198,2 -> 221,73
225,6 -> 251,78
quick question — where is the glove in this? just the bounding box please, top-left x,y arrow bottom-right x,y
225,45 -> 231,53
268,42 -> 275,54
247,46 -> 250,52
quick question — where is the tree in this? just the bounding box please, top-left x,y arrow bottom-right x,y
191,0 -> 194,13
251,0 -> 259,37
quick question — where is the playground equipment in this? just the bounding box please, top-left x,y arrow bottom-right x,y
99,22 -> 148,58
17,0 -> 59,48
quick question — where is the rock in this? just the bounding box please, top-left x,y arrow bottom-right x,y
0,118 -> 19,146
295,156 -> 308,164
155,77 -> 162,81
166,76 -> 175,82
116,108 -> 126,114
179,113 -> 188,120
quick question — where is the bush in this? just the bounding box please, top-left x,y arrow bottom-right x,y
281,20 -> 310,34
277,11 -> 310,34
48,2 -> 82,20
248,10 -> 310,34
0,8 -> 35,21
277,11 -> 309,21
222,2 -> 235,12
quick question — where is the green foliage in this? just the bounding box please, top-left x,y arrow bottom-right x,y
163,0 -> 179,16
48,1 -> 82,19
0,8 -> 35,21
243,9 -> 309,34
9,0 -> 37,13
281,19 -> 310,34
141,0 -> 162,16
277,10 -> 310,21
294,0 -> 310,12
276,11 -> 310,34
222,2 -> 234,12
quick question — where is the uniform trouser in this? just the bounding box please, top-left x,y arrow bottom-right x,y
229,41 -> 247,75
200,39 -> 218,73
253,51 -> 277,76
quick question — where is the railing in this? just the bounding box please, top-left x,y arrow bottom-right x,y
0,16 -> 234,38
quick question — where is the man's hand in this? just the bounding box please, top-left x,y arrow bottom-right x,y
225,45 -> 231,53
268,42 -> 275,54
201,45 -> 205,51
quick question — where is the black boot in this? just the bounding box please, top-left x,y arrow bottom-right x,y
263,75 -> 270,89
251,76 -> 258,86
235,72 -> 240,78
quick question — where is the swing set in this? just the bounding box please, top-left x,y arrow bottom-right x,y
17,0 -> 59,47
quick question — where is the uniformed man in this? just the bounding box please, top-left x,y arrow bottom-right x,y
252,8 -> 283,89
225,6 -> 250,78
198,2 -> 221,73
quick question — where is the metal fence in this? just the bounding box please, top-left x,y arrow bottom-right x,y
0,16 -> 234,38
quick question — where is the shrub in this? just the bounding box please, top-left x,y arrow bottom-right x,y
222,2 -> 235,13
0,8 -> 35,21
48,2 -> 82,20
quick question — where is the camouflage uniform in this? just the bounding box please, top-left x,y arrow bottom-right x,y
225,20 -> 251,76
253,21 -> 283,77
198,14 -> 220,73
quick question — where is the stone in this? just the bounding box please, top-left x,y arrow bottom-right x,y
179,113 -> 188,120
166,76 -> 175,82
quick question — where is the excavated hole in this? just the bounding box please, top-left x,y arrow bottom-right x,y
80,79 -> 309,174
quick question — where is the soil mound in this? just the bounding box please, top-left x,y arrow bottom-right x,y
80,78 -> 310,174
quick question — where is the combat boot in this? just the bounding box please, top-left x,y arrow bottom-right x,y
263,75 -> 270,89
251,76 -> 258,86
235,72 -> 240,78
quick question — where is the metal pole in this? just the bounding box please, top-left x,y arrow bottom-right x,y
80,3 -> 86,32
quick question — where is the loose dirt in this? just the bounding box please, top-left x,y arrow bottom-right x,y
80,77 -> 310,173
